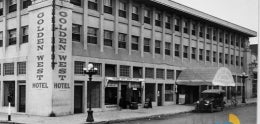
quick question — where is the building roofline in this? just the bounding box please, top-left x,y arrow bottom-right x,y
151,0 -> 257,37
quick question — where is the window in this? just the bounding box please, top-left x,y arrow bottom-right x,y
155,40 -> 161,54
175,44 -> 180,57
219,32 -> 223,43
144,9 -> 151,24
74,61 -> 85,74
231,55 -> 234,65
131,36 -> 139,50
143,38 -> 150,52
241,57 -> 244,66
236,56 -> 239,66
213,51 -> 217,62
88,0 -> 98,11
206,50 -> 210,61
213,29 -> 217,41
206,27 -> 211,39
165,15 -> 171,29
9,0 -> 17,13
23,0 -> 32,9
118,33 -> 127,49
155,12 -> 161,27
225,54 -> 229,64
191,23 -> 196,35
183,21 -> 188,34
167,69 -> 174,79
72,24 -> 81,42
191,47 -> 196,59
105,64 -> 116,77
17,62 -> 26,75
199,49 -> 203,60
145,68 -> 154,78
0,0 -> 3,16
104,30 -> 113,46
219,53 -> 223,63
120,65 -> 130,77
132,6 -> 139,21
87,27 -> 98,44
183,46 -> 188,58
119,1 -> 126,18
133,66 -> 142,78
225,33 -> 229,44
236,38 -> 239,47
231,35 -> 234,45
104,0 -> 112,14
9,29 -> 16,45
22,26 -> 28,43
174,18 -> 180,31
4,81 -> 15,106
241,39 -> 245,48
156,69 -> 164,79
199,25 -> 204,37
0,31 -> 3,47
165,42 -> 171,56
165,84 -> 174,101
4,63 -> 14,75
89,62 -> 102,76
176,70 -> 182,78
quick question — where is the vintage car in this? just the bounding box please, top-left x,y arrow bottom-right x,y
195,89 -> 226,112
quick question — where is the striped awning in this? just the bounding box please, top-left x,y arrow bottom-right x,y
176,67 -> 235,86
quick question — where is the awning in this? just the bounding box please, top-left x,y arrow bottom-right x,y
176,67 -> 235,86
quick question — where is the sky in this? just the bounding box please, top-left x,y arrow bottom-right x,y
171,0 -> 259,44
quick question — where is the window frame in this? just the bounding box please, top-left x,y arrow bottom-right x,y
143,38 -> 150,53
87,27 -> 98,44
88,0 -> 98,11
131,36 -> 139,51
72,24 -> 81,42
118,33 -> 127,49
165,42 -> 171,56
104,30 -> 113,47
9,29 -> 17,46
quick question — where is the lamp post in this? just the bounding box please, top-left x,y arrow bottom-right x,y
241,72 -> 248,103
83,63 -> 98,122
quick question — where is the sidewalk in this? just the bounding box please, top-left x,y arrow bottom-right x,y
0,98 -> 256,124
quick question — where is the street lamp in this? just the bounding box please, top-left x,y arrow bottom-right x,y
241,72 -> 248,103
83,63 -> 98,122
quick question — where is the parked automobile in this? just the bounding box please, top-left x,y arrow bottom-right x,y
195,89 -> 226,112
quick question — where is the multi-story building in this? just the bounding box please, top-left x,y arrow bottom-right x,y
0,0 -> 257,116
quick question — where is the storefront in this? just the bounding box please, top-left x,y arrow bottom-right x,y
104,77 -> 144,109
176,67 -> 235,104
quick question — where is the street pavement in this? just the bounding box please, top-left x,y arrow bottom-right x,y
0,98 -> 256,124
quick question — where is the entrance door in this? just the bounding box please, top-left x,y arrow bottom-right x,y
18,84 -> 26,112
120,85 -> 127,108
74,84 -> 83,114
157,84 -> 163,106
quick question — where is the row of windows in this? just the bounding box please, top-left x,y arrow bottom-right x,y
0,0 -> 31,16
0,26 -> 28,47
69,0 -> 246,48
0,62 -> 26,76
74,61 -> 178,80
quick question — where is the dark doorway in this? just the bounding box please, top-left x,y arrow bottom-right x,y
18,84 -> 26,112
120,85 -> 128,109
157,84 -> 163,106
179,85 -> 199,104
74,84 -> 83,114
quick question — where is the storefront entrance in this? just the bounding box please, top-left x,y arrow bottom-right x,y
74,81 -> 83,114
18,81 -> 26,112
178,85 -> 199,104
157,84 -> 163,106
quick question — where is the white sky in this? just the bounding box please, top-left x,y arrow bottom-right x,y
171,0 -> 259,44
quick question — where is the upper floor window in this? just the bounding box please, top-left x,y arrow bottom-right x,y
104,30 -> 113,46
4,63 -> 14,75
132,6 -> 139,21
22,26 -> 28,43
145,68 -> 154,78
236,37 -> 239,47
9,0 -> 17,13
191,23 -> 196,36
17,62 -> 26,75
174,18 -> 180,32
155,40 -> 161,54
175,44 -> 180,57
219,31 -> 223,43
89,62 -> 102,76
0,0 -> 3,16
165,42 -> 171,56
206,50 -> 210,61
231,55 -> 234,65
133,66 -> 142,78
219,53 -> 223,63
206,27 -> 211,39
131,36 -> 139,50
167,70 -> 174,80
213,29 -> 217,41
213,51 -> 217,62
0,31 -> 3,47
120,65 -> 130,77
143,38 -> 150,53
199,25 -> 204,37
183,46 -> 188,58
104,0 -> 113,14
183,21 -> 188,34
88,0 -> 98,11
118,33 -> 127,49
241,57 -> 244,66
105,64 -> 117,77
9,29 -> 16,45
230,35 -> 234,45
199,49 -> 203,60
191,47 -> 196,59
165,15 -> 171,29
225,33 -> 229,44
144,9 -> 151,24
236,56 -> 239,66
72,24 -> 81,42
119,1 -> 126,18
74,61 -> 85,74
156,69 -> 165,79
70,0 -> 81,6
87,27 -> 98,44
155,12 -> 161,27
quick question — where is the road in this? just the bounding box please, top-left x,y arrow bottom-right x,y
116,104 -> 256,124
